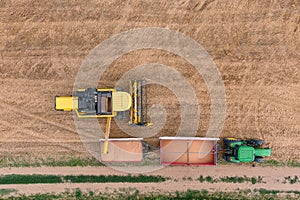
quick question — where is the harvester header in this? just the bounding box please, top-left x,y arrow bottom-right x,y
130,80 -> 151,126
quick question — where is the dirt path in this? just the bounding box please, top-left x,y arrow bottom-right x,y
0,166 -> 299,195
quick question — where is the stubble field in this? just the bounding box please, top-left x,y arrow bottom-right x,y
0,0 -> 299,165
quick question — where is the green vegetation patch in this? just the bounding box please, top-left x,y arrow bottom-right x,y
198,175 -> 264,184
255,188 -> 300,196
0,189 -> 17,196
198,175 -> 215,183
182,176 -> 193,181
0,156 -> 104,168
259,159 -> 285,167
63,174 -> 166,183
3,188 -> 300,200
0,174 -> 166,185
283,176 -> 299,184
260,159 -> 300,168
1,155 -> 299,168
287,160 -> 300,168
220,176 -> 263,184
0,175 -> 62,185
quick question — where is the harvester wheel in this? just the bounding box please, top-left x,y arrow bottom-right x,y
254,156 -> 264,163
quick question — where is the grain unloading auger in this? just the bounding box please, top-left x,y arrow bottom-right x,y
54,80 -> 150,154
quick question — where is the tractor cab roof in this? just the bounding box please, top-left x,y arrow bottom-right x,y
237,146 -> 255,162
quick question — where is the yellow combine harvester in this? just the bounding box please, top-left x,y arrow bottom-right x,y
55,81 -> 150,154
55,88 -> 131,117
55,88 -> 131,154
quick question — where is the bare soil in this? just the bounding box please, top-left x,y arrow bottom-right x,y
0,0 -> 299,165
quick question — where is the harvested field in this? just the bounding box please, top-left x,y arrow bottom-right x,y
0,0 -> 299,165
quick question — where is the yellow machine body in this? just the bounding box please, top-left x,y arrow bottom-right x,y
112,92 -> 131,111
55,96 -> 78,111
55,89 -> 131,118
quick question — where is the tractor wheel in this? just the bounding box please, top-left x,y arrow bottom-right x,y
223,138 -> 241,146
254,157 -> 264,163
252,139 -> 264,146
224,155 -> 231,162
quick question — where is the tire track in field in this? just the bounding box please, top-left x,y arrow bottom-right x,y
0,100 -> 77,134
0,116 -> 84,154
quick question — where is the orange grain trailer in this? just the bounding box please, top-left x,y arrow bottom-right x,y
159,137 -> 219,166
99,138 -> 143,162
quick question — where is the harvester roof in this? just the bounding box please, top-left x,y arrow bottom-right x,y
112,91 -> 132,111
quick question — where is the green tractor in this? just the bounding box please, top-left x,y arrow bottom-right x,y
223,137 -> 272,163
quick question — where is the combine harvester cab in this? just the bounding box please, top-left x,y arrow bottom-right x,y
223,137 -> 272,163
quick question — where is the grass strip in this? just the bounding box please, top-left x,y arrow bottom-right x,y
259,159 -> 300,168
198,175 -> 264,184
0,189 -> 17,196
63,174 -> 166,183
1,155 -> 299,168
0,156 -> 104,168
0,174 -> 166,185
0,175 -> 62,184
3,188 -> 300,200
283,176 -> 299,184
